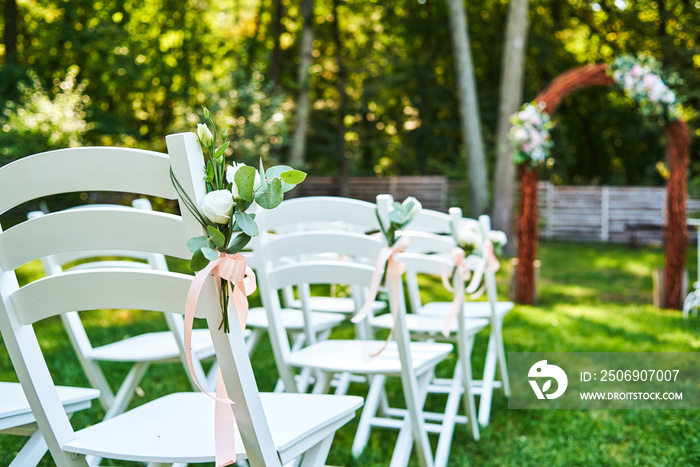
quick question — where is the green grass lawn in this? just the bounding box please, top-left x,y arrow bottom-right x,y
2,241 -> 699,466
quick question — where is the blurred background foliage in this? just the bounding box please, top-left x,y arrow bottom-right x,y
0,0 -> 698,192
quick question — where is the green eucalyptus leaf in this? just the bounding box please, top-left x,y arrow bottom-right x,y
205,163 -> 215,183
226,233 -> 252,254
201,246 -> 220,262
207,226 -> 225,248
214,142 -> 230,160
265,165 -> 293,179
235,211 -> 260,236
186,236 -> 210,253
279,169 -> 306,185
235,166 -> 256,202
255,177 -> 283,209
190,249 -> 209,272
388,210 -> 406,225
259,158 -> 268,190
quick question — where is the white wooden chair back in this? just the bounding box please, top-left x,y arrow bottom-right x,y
255,229 -> 384,389
26,198 -> 215,412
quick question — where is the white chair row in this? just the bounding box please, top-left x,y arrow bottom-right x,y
250,194 -> 512,466
0,133 -> 363,466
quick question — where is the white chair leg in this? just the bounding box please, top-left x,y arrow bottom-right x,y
478,334 -> 498,427
104,361 -> 150,419
352,374 -> 386,458
493,321 -> 510,397
433,363 -> 463,467
390,371 -> 433,467
333,372 -> 352,395
459,339 -> 480,441
9,429 -> 48,467
311,371 -> 332,394
299,433 -> 335,467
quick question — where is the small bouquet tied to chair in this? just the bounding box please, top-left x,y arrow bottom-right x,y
171,106 -> 306,333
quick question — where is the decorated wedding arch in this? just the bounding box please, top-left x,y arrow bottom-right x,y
511,54 -> 691,309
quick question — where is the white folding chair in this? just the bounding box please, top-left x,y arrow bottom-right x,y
0,135 -> 363,466
369,230 -> 489,451
246,196 -> 387,392
0,382 -> 99,467
27,199 -> 219,420
255,217 -> 456,467
400,207 -> 513,427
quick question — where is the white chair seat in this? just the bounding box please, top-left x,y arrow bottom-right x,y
419,301 -> 514,320
370,313 -> 489,336
88,329 -> 216,363
0,382 -> 100,432
286,340 -> 452,375
63,392 -> 363,464
246,307 -> 345,331
286,296 -> 386,314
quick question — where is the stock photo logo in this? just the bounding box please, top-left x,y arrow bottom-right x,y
528,360 -> 568,400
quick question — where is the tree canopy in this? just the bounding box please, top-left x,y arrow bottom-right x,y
1,0 -> 698,197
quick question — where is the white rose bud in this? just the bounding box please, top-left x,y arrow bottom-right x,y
196,123 -> 214,147
200,190 -> 234,225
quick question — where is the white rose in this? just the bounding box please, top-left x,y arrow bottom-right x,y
488,230 -> 508,247
226,162 -> 262,199
513,128 -> 527,142
458,224 -> 483,248
200,190 -> 234,225
196,123 -> 214,147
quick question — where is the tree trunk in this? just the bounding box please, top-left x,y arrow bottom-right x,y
516,165 -> 538,305
492,0 -> 530,254
3,0 -> 18,65
270,0 -> 284,91
445,0 -> 488,217
331,0 -> 349,197
289,0 -> 314,167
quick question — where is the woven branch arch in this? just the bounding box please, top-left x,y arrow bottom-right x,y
515,63 -> 691,309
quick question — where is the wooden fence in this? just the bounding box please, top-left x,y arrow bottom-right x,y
292,176 -> 449,212
293,177 -> 700,245
538,182 -> 700,244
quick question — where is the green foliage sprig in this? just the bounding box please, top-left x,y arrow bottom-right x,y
377,196 -> 422,247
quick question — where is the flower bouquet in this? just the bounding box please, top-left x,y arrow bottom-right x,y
171,106 -> 306,332
509,102 -> 554,167
457,222 -> 507,257
610,54 -> 681,123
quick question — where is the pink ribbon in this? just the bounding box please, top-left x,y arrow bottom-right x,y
184,253 -> 256,467
440,248 -> 470,337
351,236 -> 409,357
440,240 -> 501,336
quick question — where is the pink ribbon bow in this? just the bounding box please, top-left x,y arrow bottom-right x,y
441,240 -> 500,336
352,236 -> 410,357
184,253 -> 256,467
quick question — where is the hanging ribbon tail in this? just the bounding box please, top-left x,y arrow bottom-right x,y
483,240 -> 501,273
370,256 -> 406,357
466,255 -> 486,295
441,248 -> 467,337
352,237 -> 410,324
215,368 -> 237,467
184,253 -> 255,466
469,284 -> 486,300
